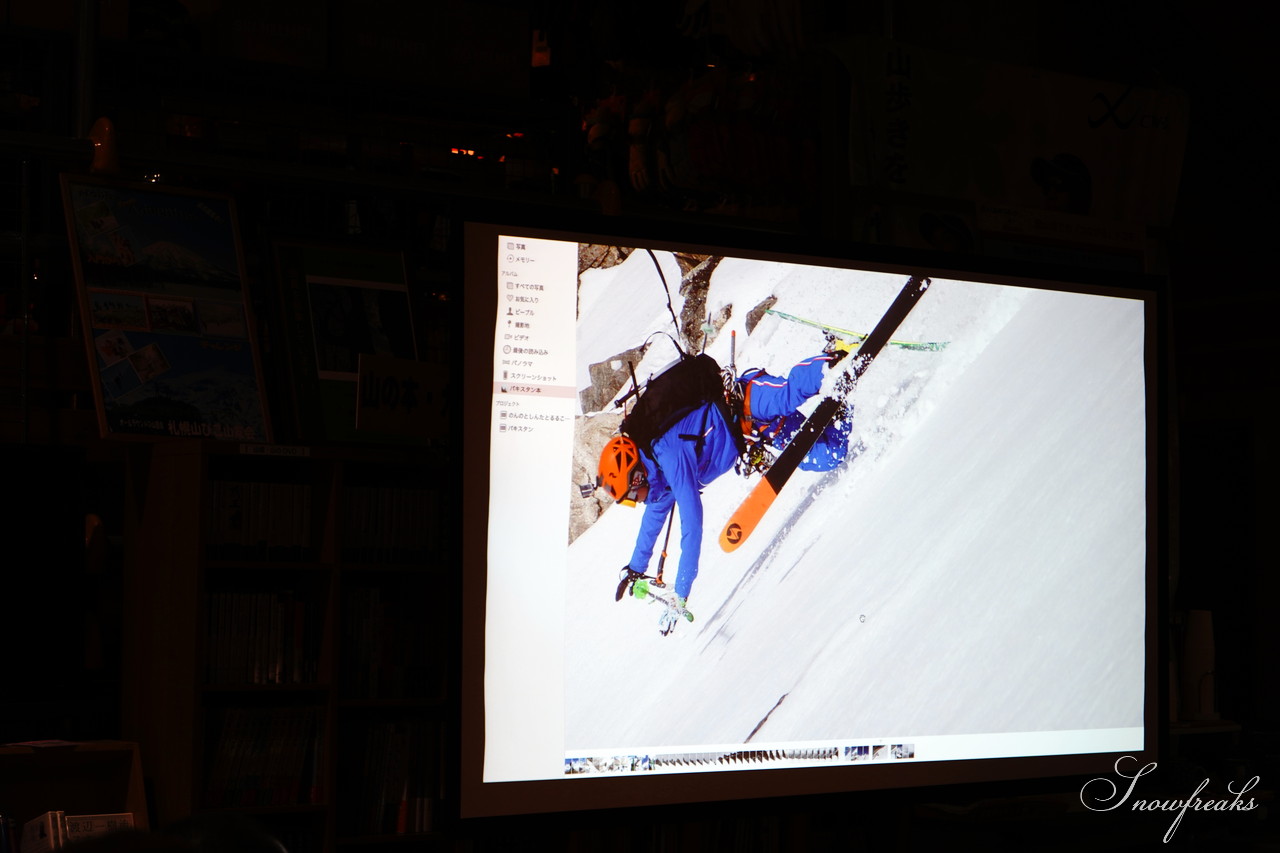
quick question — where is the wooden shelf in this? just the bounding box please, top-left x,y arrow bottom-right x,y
0,740 -> 149,831
123,440 -> 453,853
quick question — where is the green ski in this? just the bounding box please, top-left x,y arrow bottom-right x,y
766,308 -> 948,352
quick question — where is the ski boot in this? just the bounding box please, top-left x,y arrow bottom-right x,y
735,438 -> 777,477
823,333 -> 856,365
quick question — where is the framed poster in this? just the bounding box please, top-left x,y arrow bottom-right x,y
62,175 -> 271,441
273,242 -> 417,443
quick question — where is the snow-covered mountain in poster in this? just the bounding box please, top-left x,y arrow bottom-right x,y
565,249 -> 1146,754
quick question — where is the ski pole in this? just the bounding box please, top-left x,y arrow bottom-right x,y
730,329 -> 737,377
655,507 -> 674,586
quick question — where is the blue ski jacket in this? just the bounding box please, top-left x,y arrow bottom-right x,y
628,353 -> 848,601
628,402 -> 740,601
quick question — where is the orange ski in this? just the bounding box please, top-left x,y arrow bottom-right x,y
720,478 -> 780,551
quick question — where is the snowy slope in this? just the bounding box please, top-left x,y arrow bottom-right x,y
576,249 -> 687,404
566,254 -> 1146,753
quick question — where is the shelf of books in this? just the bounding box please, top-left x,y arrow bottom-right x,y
123,439 -> 454,853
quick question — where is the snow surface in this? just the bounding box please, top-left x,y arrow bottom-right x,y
566,252 -> 1147,753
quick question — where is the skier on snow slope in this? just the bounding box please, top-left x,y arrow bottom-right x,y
597,342 -> 855,632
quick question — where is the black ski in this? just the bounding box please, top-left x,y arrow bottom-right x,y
719,276 -> 932,551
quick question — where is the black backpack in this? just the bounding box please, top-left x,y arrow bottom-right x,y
620,352 -> 746,462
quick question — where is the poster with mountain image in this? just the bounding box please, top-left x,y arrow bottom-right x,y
62,175 -> 270,441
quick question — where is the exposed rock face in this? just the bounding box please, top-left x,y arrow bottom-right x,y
569,411 -> 625,544
578,344 -> 647,415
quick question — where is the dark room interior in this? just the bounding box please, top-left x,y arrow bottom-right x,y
1,1 -> 1275,851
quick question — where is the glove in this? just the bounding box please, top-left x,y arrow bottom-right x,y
615,565 -> 646,601
657,596 -> 693,636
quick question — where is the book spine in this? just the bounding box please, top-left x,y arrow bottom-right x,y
63,813 -> 135,843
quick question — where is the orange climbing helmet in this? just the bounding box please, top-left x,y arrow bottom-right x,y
597,435 -> 649,505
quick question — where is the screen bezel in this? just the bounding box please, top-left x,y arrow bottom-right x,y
459,218 -> 1163,820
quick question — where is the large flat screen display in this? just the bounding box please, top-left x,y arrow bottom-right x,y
460,222 -> 1158,817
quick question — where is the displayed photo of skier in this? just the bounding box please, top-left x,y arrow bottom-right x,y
563,245 -> 1147,756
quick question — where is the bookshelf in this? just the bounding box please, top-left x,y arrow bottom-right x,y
122,440 -> 453,853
